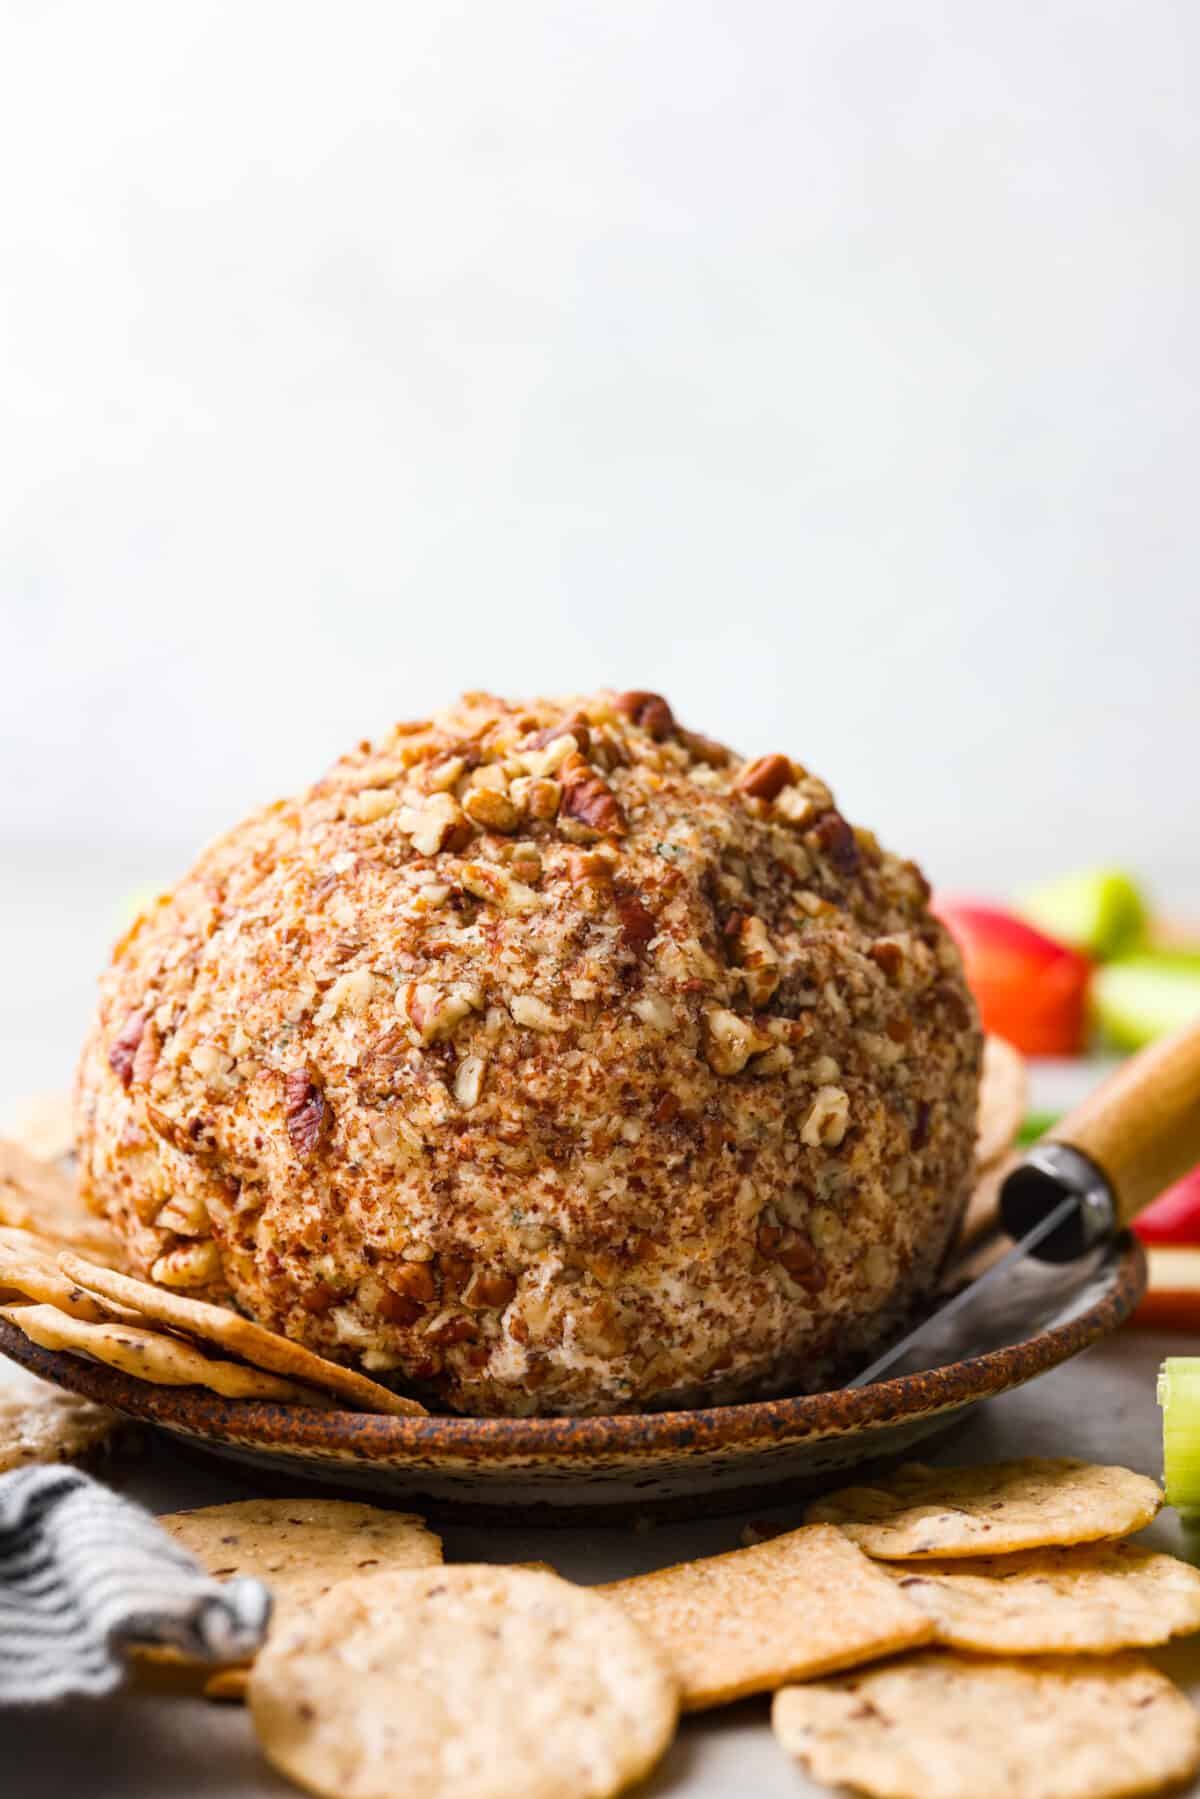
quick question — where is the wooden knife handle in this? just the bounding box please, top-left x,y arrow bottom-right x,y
1048,1020 -> 1200,1227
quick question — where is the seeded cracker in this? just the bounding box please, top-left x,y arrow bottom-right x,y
204,1666 -> 249,1702
0,1138 -> 123,1263
601,1524 -> 933,1710
806,1458 -> 1162,1558
0,1355 -> 118,1472
0,1230 -> 111,1320
160,1499 -> 443,1646
3,1091 -> 74,1165
59,1254 -> 426,1416
772,1650 -> 1200,1799
885,1541 -> 1200,1653
975,1035 -> 1027,1169
0,1303 -> 329,1405
248,1566 -> 678,1799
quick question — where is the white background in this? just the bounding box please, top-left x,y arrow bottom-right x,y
3,2 -> 1197,1072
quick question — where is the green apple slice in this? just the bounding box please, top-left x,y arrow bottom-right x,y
1093,954 -> 1200,1051
1018,867 -> 1147,961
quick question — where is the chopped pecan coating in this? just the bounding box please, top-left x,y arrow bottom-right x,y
285,1070 -> 329,1157
612,883 -> 656,955
78,686 -> 979,1417
559,752 -> 625,837
615,690 -> 676,739
736,754 -> 793,801
107,1009 -> 147,1087
812,809 -> 860,876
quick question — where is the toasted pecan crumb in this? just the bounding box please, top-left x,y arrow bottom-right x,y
108,1010 -> 147,1087
736,754 -> 792,801
285,1070 -> 328,1157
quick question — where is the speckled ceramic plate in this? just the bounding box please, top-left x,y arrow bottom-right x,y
0,1232 -> 1144,1517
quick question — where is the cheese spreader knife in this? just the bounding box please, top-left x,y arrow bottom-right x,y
850,1018 -> 1200,1388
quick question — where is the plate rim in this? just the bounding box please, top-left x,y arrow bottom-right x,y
0,1233 -> 1145,1463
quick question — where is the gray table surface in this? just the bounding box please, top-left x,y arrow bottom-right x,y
2,864 -> 1197,1797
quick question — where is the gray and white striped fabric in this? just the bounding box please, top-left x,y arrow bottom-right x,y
0,1465 -> 271,1703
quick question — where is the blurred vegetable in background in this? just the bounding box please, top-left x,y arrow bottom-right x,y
1093,955 -> 1200,1051
937,867 -> 1200,1058
1018,867 -> 1146,960
934,899 -> 1091,1056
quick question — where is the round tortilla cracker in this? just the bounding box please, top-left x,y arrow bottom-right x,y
3,1091 -> 74,1165
0,1137 -> 124,1262
249,1565 -> 678,1799
886,1541 -> 1200,1652
772,1650 -> 1200,1799
0,1354 -> 119,1472
160,1499 -> 443,1644
805,1459 -> 1162,1559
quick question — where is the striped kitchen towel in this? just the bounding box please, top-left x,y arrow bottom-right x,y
0,1464 -> 271,1703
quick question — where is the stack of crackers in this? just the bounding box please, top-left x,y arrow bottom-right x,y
0,1137 -> 428,1424
135,1457 -> 1200,1799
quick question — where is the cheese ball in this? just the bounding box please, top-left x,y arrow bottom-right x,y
76,691 -> 981,1416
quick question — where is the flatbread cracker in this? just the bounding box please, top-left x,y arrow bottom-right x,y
58,1254 -> 426,1417
0,1355 -> 119,1471
160,1499 -> 443,1643
600,1525 -> 933,1710
887,1541 -> 1200,1653
3,1091 -> 74,1164
0,1137 -> 123,1261
249,1566 -> 678,1799
0,1229 -> 112,1319
772,1650 -> 1200,1799
806,1459 -> 1162,1558
0,1302 -> 330,1405
204,1666 -> 250,1702
976,1036 -> 1027,1169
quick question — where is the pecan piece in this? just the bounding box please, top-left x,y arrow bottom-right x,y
911,1098 -> 932,1150
736,754 -> 792,801
299,1281 -> 344,1315
108,1009 -> 147,1087
145,1103 -> 218,1159
462,1269 -> 517,1310
728,913 -> 780,1006
612,882 -> 656,955
150,1240 -> 221,1289
812,809 -> 860,875
679,727 -> 731,767
703,1007 -> 774,1076
757,1221 -> 826,1293
285,1068 -> 329,1157
525,713 -> 591,756
425,1314 -> 480,1348
801,1084 -> 850,1148
614,690 -> 675,739
375,1290 -> 424,1326
869,939 -> 905,979
559,752 -> 625,837
391,1261 -> 437,1304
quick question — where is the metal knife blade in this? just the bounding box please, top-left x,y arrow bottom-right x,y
847,1192 -> 1081,1388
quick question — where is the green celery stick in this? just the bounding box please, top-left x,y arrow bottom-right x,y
1159,1359 -> 1200,1515
1094,955 -> 1200,1051
1016,1109 -> 1062,1146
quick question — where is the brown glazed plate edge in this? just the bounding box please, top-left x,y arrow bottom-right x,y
0,1233 -> 1145,1468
